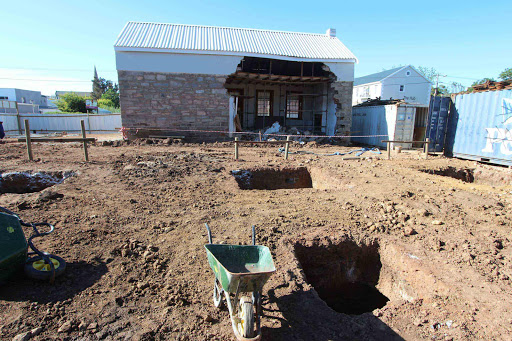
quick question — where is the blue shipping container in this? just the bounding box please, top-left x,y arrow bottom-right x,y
447,90 -> 512,166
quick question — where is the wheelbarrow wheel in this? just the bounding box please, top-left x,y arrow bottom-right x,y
237,296 -> 254,338
24,254 -> 66,281
213,279 -> 224,308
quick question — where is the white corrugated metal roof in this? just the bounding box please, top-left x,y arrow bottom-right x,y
114,22 -> 357,62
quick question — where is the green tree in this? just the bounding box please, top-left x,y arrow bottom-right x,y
92,66 -> 102,100
448,82 -> 466,94
55,93 -> 87,113
101,88 -> 120,108
499,68 -> 512,81
417,66 -> 438,84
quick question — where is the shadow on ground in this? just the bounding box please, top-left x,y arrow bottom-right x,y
0,260 -> 107,303
261,289 -> 403,341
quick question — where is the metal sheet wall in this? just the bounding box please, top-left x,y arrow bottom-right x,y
351,105 -> 396,148
447,90 -> 512,166
0,113 -> 122,134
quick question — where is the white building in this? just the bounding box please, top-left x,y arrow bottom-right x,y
115,22 -> 358,140
352,66 -> 431,106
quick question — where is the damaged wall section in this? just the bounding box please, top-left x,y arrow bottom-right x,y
332,81 -> 354,143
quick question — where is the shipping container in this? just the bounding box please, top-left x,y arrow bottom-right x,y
351,104 -> 418,149
446,89 -> 512,166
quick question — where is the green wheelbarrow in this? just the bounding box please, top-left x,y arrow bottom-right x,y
204,223 -> 276,340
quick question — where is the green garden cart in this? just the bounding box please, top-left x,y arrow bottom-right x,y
204,223 -> 276,340
0,206 -> 66,284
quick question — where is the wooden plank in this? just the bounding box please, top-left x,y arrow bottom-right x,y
17,138 -> 96,142
233,140 -> 289,144
382,140 -> 429,144
149,135 -> 185,139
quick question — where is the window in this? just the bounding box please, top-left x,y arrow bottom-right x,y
406,71 -> 411,76
256,90 -> 272,116
21,97 -> 26,103
0,96 -> 7,100
399,85 -> 405,92
362,86 -> 370,97
286,93 -> 302,119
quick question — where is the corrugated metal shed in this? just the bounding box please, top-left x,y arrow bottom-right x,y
446,89 -> 512,166
352,104 -> 417,149
114,22 -> 357,61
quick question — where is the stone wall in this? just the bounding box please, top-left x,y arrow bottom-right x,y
118,71 -> 230,141
331,81 -> 354,144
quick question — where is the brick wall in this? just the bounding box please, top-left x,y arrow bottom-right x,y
118,71 -> 230,140
331,81 -> 354,143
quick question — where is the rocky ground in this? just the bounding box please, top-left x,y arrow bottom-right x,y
0,138 -> 511,340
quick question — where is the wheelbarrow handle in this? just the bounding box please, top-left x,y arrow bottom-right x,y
205,223 -> 212,244
252,225 -> 256,245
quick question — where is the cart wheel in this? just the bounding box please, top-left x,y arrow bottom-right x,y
213,279 -> 224,308
237,296 -> 254,338
24,255 -> 66,281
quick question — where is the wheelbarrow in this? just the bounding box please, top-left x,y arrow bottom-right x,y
204,223 -> 276,340
0,206 -> 66,284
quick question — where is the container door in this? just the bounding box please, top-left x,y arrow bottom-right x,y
394,106 -> 416,149
427,96 -> 451,152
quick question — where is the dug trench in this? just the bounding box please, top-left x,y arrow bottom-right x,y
420,164 -> 512,186
230,166 -> 344,190
0,171 -> 75,194
292,234 -> 449,314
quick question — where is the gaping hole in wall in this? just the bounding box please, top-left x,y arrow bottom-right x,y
0,171 -> 75,194
294,238 -> 389,315
420,167 -> 475,183
224,56 -> 336,133
231,167 -> 313,190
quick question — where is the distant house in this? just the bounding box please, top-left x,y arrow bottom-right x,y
0,88 -> 46,106
114,22 -> 358,141
55,91 -> 92,99
352,66 -> 431,107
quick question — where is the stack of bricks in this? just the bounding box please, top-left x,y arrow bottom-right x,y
331,81 -> 354,144
118,71 -> 230,141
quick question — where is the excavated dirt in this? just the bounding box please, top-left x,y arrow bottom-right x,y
232,167 -> 312,190
0,171 -> 74,194
0,139 -> 512,340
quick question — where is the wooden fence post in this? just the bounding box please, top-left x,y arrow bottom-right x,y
24,119 -> 33,161
234,137 -> 239,160
284,135 -> 291,160
424,138 -> 430,159
81,120 -> 89,162
386,141 -> 391,160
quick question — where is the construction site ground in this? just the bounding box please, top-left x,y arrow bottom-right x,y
1,139 -> 512,341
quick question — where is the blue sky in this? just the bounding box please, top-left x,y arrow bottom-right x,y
1,0 -> 510,95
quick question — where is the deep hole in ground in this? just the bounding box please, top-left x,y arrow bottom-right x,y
294,238 -> 389,315
231,167 -> 312,190
0,171 -> 75,194
421,166 -> 475,183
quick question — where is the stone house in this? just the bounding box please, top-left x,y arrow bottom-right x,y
114,22 -> 357,141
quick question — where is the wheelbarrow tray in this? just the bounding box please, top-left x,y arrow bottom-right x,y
0,212 -> 28,283
205,244 -> 275,293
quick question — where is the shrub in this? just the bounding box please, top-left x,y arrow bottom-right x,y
98,98 -> 115,108
55,93 -> 87,113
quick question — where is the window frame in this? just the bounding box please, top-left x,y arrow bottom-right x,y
286,92 -> 303,120
256,90 -> 273,117
399,85 -> 405,92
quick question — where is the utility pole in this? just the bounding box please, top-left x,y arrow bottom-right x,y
434,74 -> 447,96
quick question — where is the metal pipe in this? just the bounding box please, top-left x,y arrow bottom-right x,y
205,223 -> 212,244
